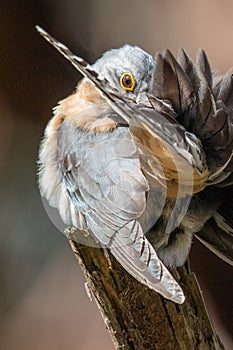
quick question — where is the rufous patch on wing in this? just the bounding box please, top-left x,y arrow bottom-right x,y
132,126 -> 209,198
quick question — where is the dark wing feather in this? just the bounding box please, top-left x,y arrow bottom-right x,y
153,50 -> 194,114
58,119 -> 185,303
177,48 -> 197,84
196,49 -> 213,88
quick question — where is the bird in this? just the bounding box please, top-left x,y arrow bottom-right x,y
36,26 -> 233,304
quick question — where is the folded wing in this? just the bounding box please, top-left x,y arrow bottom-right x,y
58,119 -> 185,303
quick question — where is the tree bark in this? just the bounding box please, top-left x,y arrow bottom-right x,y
68,238 -> 224,350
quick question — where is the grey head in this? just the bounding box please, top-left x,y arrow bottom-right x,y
92,45 -> 155,99
35,26 -> 155,101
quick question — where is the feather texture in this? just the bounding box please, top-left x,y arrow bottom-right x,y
57,120 -> 184,303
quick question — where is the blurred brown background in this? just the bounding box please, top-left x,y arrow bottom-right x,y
0,1 -> 232,349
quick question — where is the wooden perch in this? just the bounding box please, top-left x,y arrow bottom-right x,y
68,238 -> 224,350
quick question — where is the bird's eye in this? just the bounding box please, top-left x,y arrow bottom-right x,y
120,72 -> 135,91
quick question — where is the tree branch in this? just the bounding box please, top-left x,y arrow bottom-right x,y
69,238 -> 224,350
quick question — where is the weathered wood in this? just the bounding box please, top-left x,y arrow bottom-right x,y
69,238 -> 224,350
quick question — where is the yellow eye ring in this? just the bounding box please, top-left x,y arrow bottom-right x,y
120,72 -> 135,91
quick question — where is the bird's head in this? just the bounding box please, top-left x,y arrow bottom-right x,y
36,26 -> 155,104
91,45 -> 155,100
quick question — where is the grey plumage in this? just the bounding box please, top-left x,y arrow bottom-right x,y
37,27 -> 233,304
